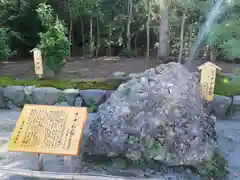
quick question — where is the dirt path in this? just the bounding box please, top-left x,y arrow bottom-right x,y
0,57 -> 238,80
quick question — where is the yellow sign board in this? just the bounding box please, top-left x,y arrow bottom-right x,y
198,62 -> 221,102
8,105 -> 88,156
31,48 -> 43,75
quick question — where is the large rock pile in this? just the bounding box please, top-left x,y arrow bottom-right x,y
86,63 -> 217,166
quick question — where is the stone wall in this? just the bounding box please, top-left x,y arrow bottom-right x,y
0,85 -> 239,119
209,95 -> 240,120
0,86 -> 113,113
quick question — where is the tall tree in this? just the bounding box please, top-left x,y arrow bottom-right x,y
127,0 -> 133,50
157,0 -> 170,62
144,0 -> 152,59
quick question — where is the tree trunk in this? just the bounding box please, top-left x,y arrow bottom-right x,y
146,1 -> 151,60
126,0 -> 132,50
80,17 -> 85,56
90,16 -> 93,58
96,16 -> 100,57
108,26 -> 111,56
158,8 -> 169,62
134,32 -> 138,53
66,0 -> 73,57
178,10 -> 187,64
210,45 -> 216,62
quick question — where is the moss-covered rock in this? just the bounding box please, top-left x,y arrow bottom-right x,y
195,152 -> 228,179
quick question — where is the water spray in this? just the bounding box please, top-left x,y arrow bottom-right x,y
186,0 -> 234,69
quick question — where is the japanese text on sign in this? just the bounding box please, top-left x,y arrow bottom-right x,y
8,105 -> 88,156
32,49 -> 43,75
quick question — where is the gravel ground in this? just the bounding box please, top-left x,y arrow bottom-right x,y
0,110 -> 239,180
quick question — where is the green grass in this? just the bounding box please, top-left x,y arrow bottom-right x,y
0,76 -> 120,90
215,74 -> 240,96
0,74 -> 238,96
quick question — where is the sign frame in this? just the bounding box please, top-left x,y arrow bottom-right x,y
8,104 -> 88,156
198,62 -> 221,102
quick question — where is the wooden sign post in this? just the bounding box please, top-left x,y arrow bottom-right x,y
8,104 -> 88,171
198,62 -> 221,102
30,48 -> 44,79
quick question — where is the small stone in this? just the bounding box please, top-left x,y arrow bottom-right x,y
80,89 -> 106,106
24,86 -> 35,96
208,95 -> 232,119
113,71 -> 126,77
32,87 -> 63,105
75,97 -> 83,107
129,73 -> 139,78
24,86 -> 35,103
63,89 -> 79,105
4,86 -> 25,106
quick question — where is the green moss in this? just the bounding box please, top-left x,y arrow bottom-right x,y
0,73 -> 238,96
195,152 -> 228,179
0,76 -> 120,90
215,74 -> 240,96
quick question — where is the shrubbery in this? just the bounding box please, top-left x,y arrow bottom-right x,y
0,28 -> 16,61
36,3 -> 70,76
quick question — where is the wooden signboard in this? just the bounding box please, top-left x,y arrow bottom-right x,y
30,48 -> 43,78
198,62 -> 221,102
8,104 -> 88,156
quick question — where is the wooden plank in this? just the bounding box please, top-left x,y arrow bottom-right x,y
37,153 -> 44,171
8,104 -> 88,156
199,66 -> 216,102
31,48 -> 44,76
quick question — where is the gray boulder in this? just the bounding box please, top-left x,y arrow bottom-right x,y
63,89 -> 79,105
80,89 -> 106,106
24,86 -> 35,103
4,86 -> 25,106
113,71 -> 126,77
32,87 -> 62,105
209,95 -> 232,119
86,63 -> 216,166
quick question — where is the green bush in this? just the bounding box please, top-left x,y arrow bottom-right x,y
36,3 -> 70,76
0,28 -> 16,61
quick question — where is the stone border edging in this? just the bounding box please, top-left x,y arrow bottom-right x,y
0,86 -> 113,112
209,95 -> 239,120
0,85 -> 239,120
